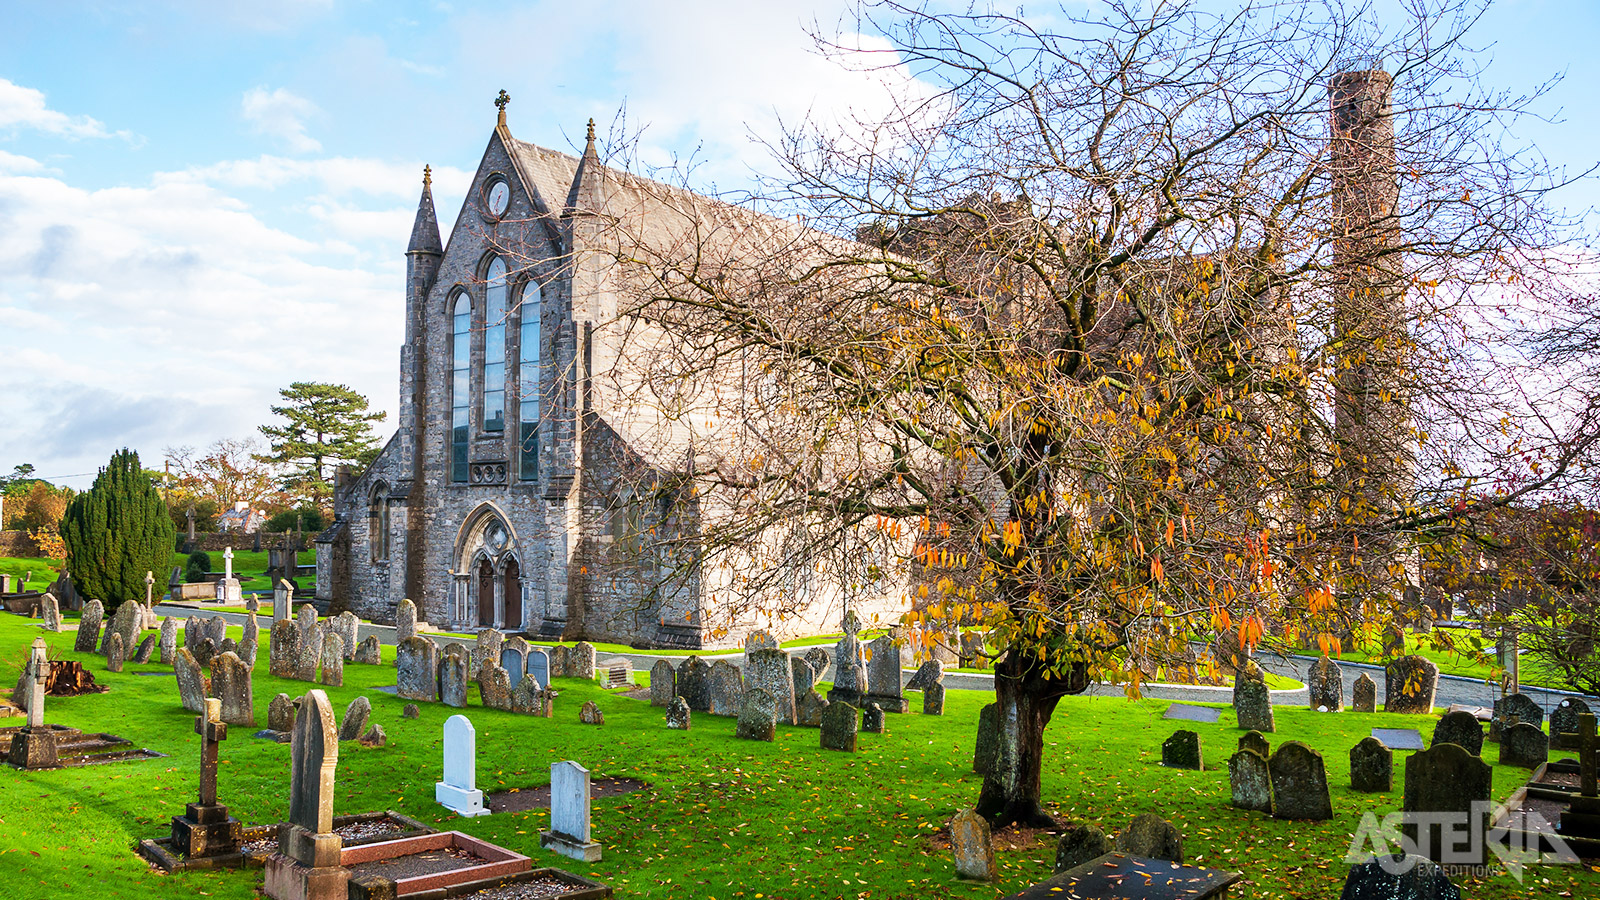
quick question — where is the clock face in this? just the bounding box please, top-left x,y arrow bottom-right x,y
487,180 -> 510,217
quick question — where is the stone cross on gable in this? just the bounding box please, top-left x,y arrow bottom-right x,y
196,697 -> 226,807
26,637 -> 47,729
222,547 -> 234,581
1581,712 -> 1597,798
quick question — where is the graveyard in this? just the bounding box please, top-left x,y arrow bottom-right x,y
1,609 -> 1598,899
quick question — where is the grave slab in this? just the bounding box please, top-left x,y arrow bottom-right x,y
1000,853 -> 1240,900
1163,704 -> 1223,724
1371,727 -> 1425,751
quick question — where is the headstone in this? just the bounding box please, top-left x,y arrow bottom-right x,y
863,635 -> 907,713
735,688 -> 778,741
1430,710 -> 1483,755
676,656 -> 711,711
184,615 -> 200,655
216,548 -> 241,604
923,682 -> 946,716
353,635 -> 381,665
1115,813 -> 1184,863
240,612 -> 260,667
791,655 -> 817,699
156,616 -> 178,664
1233,674 -> 1274,732
500,644 -> 528,690
268,619 -> 298,678
541,760 -> 602,861
510,672 -> 550,716
401,703 -> 420,720
291,628 -> 319,682
1498,722 -> 1548,769
1350,737 -> 1393,792
905,659 -> 944,692
1352,672 -> 1377,712
821,700 -> 857,751
39,593 -> 61,632
192,637 -> 217,669
106,632 -> 125,672
1053,822 -> 1110,873
75,599 -> 103,652
169,698 -> 242,859
796,689 -> 829,727
950,809 -> 996,881
1551,696 -> 1592,741
214,651 -> 254,726
708,659 -> 745,717
7,639 -> 57,770
1402,741 -> 1492,864
174,647 -> 207,714
526,648 -> 550,689
1229,749 -> 1273,812
1493,692 -> 1544,732
571,641 -> 596,680
666,695 -> 691,730
1239,730 -> 1271,758
132,633 -> 157,663
440,647 -> 469,707
1384,655 -> 1439,714
396,636 -> 439,702
395,598 -> 418,643
1268,741 -> 1333,820
1162,730 -> 1203,770
263,689 -> 347,900
1339,853 -> 1463,900
862,701 -> 886,734
435,714 -> 489,816
338,696 -> 371,742
359,724 -> 387,748
827,610 -> 867,706
974,702 -> 1000,773
548,644 -> 570,678
650,659 -> 676,707
268,693 -> 295,732
579,700 -> 604,725
273,579 -> 293,621
480,665 -> 513,711
317,633 -> 343,687
804,647 -> 830,682
1309,656 -> 1343,711
744,630 -> 779,653
959,631 -> 987,669
474,629 -> 504,673
333,612 -> 359,661
745,648 -> 797,725
206,615 -> 227,647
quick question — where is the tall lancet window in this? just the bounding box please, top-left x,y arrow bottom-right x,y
519,280 -> 541,481
482,256 -> 508,433
450,292 -> 471,483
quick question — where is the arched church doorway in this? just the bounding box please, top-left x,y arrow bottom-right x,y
477,557 -> 495,627
503,558 -> 521,630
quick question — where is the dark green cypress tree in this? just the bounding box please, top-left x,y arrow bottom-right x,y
60,448 -> 175,609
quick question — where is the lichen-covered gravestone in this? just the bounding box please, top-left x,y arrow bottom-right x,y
665,696 -> 691,730
214,651 -> 254,726
745,649 -> 797,725
796,687 -> 830,727
338,696 -> 370,742
75,600 -> 103,653
744,629 -> 779,653
1350,736 -> 1393,792
1162,730 -> 1203,770
864,636 -> 908,713
474,629 -> 503,673
1431,710 -> 1483,755
1499,722 -> 1549,769
395,598 -> 418,644
439,648 -> 469,708
1115,813 -> 1184,863
1352,672 -> 1377,713
1053,822 -> 1110,873
827,611 -> 867,706
480,665 -> 512,711
132,634 -> 157,664
174,647 -> 207,714
396,636 -> 439,702
736,688 -> 778,741
676,656 -> 711,711
1308,656 -> 1343,711
974,702 -> 1000,773
821,700 -> 857,752
39,593 -> 61,632
862,701 -> 886,734
1551,697 -> 1592,742
707,659 -> 744,717
1239,730 -> 1271,758
1268,741 -> 1332,820
105,632 -> 125,672
791,656 -> 816,699
1233,673 -> 1274,732
1340,853 -> 1462,900
1229,749 -> 1273,812
803,647 -> 830,682
950,809 -> 995,881
159,617 -> 177,664
268,619 -> 297,679
571,641 -> 596,680
291,631 -> 319,682
353,635 -> 381,665
1493,692 -> 1544,737
268,693 -> 295,732
317,633 -> 343,687
1403,741 -> 1492,864
1384,655 -> 1439,714
650,659 -> 676,707
579,701 -> 604,725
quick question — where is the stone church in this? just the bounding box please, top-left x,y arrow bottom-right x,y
315,97 -> 903,648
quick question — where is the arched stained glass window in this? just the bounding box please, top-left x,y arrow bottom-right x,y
450,292 -> 471,483
482,257 -> 508,433
518,280 -> 541,481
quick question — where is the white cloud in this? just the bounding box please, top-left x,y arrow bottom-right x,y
0,149 -> 45,173
241,87 -> 323,153
0,78 -> 126,140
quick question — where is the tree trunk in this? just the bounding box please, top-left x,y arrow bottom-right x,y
976,654 -> 1087,827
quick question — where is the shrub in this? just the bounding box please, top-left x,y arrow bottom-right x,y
265,506 -> 326,534
185,551 -> 212,584
60,449 -> 176,609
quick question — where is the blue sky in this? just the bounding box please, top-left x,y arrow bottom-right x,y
1,0 -> 1596,488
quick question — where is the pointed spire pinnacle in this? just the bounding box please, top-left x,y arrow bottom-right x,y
586,118 -> 595,145
495,89 -> 510,129
565,117 -> 606,216
408,164 -> 443,256
423,164 -> 432,188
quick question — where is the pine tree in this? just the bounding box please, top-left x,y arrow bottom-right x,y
257,382 -> 387,510
60,448 -> 175,609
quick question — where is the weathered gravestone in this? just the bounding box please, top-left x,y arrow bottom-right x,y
168,697 -> 242,859
1269,741 -> 1333,820
394,598 -> 418,643
571,641 -> 596,680
526,648 -> 550,690
1403,741 -> 1492,864
1350,737 -> 1393,792
744,629 -> 779,653
473,629 -> 503,673
864,635 -> 908,713
791,656 -> 816,699
510,677 -> 552,717
803,647 -> 830,683
396,636 -> 439,702
359,725 -> 386,748
736,688 -> 778,741
974,702 -> 1000,773
317,633 -> 343,687
105,632 -> 125,672
1385,655 -> 1439,714
1339,853 -> 1462,900
174,647 -> 207,714
206,615 -> 227,648
1053,822 -> 1110,873
1162,730 -> 1203,770
548,644 -> 570,678
1352,672 -> 1377,713
707,659 -> 744,717
434,714 -> 489,816
107,600 -> 141,657
950,809 -> 996,881
264,693 -> 294,732
353,636 -> 381,665
133,633 -> 157,663
1234,673 -> 1275,733
862,701 -> 886,734
338,696 -> 370,742
1551,696 -> 1592,744
1498,722 -> 1548,769
1115,813 -> 1184,863
440,646 -> 469,707
214,651 -> 254,726
665,696 -> 691,730
239,612 -> 260,667
745,648 -> 797,725
262,689 -> 346,900
159,617 -> 177,664
650,659 -> 676,707
579,701 -> 604,725
541,760 -> 602,862
39,592 -> 61,632
401,703 -> 420,720
332,612 -> 359,661
192,637 -> 217,669
1309,656 -> 1344,711
906,659 -> 945,714
827,610 -> 867,706
75,600 -> 103,653
184,616 -> 201,656
1492,692 -> 1544,743
1230,749 -> 1273,812
676,656 -> 711,711
291,630 -> 319,682
796,689 -> 829,727
821,700 -> 857,752
480,665 -> 512,711
1430,710 -> 1483,756
1239,730 -> 1271,758
269,619 -> 298,679
272,580 -> 293,622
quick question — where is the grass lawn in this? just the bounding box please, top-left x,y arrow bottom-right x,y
0,613 -> 1593,899
0,557 -> 61,593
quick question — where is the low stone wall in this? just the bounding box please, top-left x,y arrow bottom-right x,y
0,531 -> 43,558
181,532 -> 309,552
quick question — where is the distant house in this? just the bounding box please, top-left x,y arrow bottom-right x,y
216,502 -> 266,534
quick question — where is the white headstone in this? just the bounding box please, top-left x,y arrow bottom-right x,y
550,760 -> 591,841
434,714 -> 489,816
273,579 -> 292,621
223,547 -> 234,580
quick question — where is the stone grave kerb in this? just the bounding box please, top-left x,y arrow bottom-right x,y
540,759 -> 602,862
